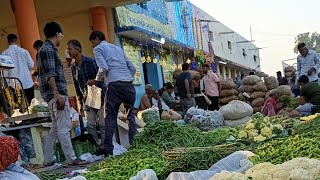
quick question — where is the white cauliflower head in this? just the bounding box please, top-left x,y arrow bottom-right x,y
254,134 -> 267,142
210,170 -> 247,180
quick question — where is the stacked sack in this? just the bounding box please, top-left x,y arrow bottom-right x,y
276,85 -> 293,102
284,66 -> 296,79
220,100 -> 253,127
251,81 -> 268,113
238,76 -> 259,101
264,76 -> 279,99
219,79 -> 238,105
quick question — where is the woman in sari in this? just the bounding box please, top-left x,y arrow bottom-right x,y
261,90 -> 282,116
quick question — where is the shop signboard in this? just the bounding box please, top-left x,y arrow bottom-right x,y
163,55 -> 174,83
122,43 -> 143,85
116,6 -> 174,39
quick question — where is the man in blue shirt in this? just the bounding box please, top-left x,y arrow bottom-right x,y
67,39 -> 106,148
87,31 -> 137,156
297,43 -> 320,82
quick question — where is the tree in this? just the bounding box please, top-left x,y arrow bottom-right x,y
294,32 -> 320,53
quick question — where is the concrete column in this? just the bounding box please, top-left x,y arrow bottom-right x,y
90,6 -> 109,41
228,67 -> 232,78
217,64 -> 220,75
234,69 -> 238,77
222,65 -> 226,79
12,0 -> 40,63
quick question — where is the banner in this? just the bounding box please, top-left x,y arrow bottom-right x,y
122,43 -> 143,85
116,6 -> 174,39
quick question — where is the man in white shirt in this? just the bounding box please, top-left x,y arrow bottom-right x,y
297,43 -> 320,82
2,34 -> 35,105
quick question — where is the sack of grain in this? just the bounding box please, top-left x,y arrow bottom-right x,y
220,95 -> 238,104
284,66 -> 296,73
242,75 -> 261,85
264,76 -> 279,90
253,81 -> 268,92
288,110 -> 302,118
220,89 -> 238,97
239,85 -> 254,93
251,97 -> 265,107
253,106 -> 263,113
265,90 -> 271,100
224,116 -> 252,127
251,91 -> 266,99
219,100 -> 253,120
276,85 -> 292,96
220,79 -> 237,89
285,72 -> 293,78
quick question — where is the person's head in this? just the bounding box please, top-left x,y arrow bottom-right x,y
276,71 -> 282,78
249,71 -> 255,75
7,34 -> 18,45
67,39 -> 82,59
145,84 -> 153,96
43,21 -> 63,47
33,40 -> 44,52
297,43 -> 309,57
182,63 -> 190,71
89,31 -> 105,48
166,84 -> 174,94
298,75 -> 309,87
269,89 -> 279,101
202,64 -> 210,74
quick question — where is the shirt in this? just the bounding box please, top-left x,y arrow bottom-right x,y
278,77 -> 288,86
152,98 -> 170,111
71,55 -> 106,106
2,45 -> 34,89
37,40 -> 68,102
176,71 -> 194,99
162,91 -> 176,105
93,41 -> 136,85
300,82 -> 320,105
297,50 -> 320,82
140,94 -> 152,110
203,70 -> 220,97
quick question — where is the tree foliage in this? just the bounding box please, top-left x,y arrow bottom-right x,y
294,32 -> 320,53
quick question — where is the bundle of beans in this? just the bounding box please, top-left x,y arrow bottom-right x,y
284,66 -> 296,78
219,79 -> 238,105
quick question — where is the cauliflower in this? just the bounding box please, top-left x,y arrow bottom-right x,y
238,130 -> 248,139
210,170 -> 247,180
272,124 -> 284,135
260,127 -> 273,138
247,129 -> 259,139
253,134 -> 266,142
245,123 -> 255,130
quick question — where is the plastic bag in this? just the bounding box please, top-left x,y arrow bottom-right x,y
137,107 -> 160,124
0,163 -> 39,180
113,142 -> 127,156
184,107 -> 205,123
219,100 -> 253,120
130,169 -> 158,180
79,153 -> 104,163
189,110 -> 224,131
166,151 -> 254,180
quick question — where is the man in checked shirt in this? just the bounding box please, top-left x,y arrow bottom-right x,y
67,39 -> 106,149
37,22 -> 86,166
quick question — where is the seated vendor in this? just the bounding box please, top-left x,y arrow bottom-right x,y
296,75 -> 320,116
152,90 -> 182,121
140,84 -> 153,110
261,90 -> 282,116
161,84 -> 179,109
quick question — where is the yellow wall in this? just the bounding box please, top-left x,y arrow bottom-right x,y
0,12 -> 96,97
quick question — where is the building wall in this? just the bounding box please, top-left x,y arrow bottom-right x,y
191,4 -> 261,72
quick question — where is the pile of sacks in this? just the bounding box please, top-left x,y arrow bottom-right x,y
219,79 -> 238,105
284,66 -> 296,79
220,100 -> 253,127
264,76 -> 279,99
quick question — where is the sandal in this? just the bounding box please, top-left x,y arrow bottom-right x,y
43,161 -> 55,167
67,159 -> 88,166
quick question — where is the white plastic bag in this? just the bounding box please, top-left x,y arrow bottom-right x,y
0,163 -> 40,180
219,100 -> 253,120
85,85 -> 101,109
224,116 -> 251,127
130,169 -> 158,180
189,110 -> 224,131
184,107 -> 205,123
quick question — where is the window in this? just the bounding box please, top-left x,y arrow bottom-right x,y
254,55 -> 257,62
228,41 -> 232,50
242,48 -> 247,57
137,2 -> 148,10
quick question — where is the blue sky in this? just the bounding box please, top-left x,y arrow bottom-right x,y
189,0 -> 320,76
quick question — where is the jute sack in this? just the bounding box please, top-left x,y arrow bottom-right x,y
242,75 -> 261,85
276,85 -> 292,96
284,66 -> 296,73
265,90 -> 271,100
220,89 -> 238,97
253,81 -> 268,92
264,76 -> 279,90
220,79 -> 237,89
219,100 -> 253,120
220,95 -> 238,104
224,116 -> 252,127
251,91 -> 266,99
239,85 -> 254,93
253,106 -> 263,113
251,97 -> 265,107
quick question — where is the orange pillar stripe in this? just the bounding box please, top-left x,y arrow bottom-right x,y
90,6 -> 109,41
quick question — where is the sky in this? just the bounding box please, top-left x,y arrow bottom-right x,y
189,0 -> 320,76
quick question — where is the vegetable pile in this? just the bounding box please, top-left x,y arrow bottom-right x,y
35,172 -> 64,180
